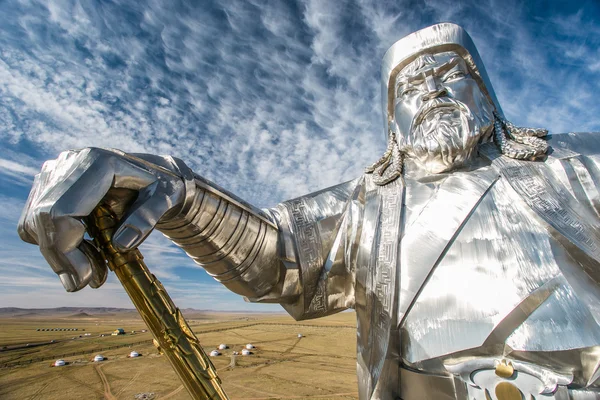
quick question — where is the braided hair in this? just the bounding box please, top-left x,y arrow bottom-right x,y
492,111 -> 548,160
366,114 -> 549,185
365,131 -> 404,185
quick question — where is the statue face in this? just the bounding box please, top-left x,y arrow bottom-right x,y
392,51 -> 494,173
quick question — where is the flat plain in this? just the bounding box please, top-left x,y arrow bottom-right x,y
0,309 -> 358,400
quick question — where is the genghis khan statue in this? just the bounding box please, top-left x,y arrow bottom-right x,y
18,23 -> 600,399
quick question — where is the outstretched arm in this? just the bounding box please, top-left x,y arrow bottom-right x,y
155,167 -> 362,320
18,148 -> 360,320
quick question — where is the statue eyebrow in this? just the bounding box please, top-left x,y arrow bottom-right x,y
396,57 -> 462,89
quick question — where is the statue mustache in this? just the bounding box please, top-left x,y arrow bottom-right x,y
410,98 -> 471,133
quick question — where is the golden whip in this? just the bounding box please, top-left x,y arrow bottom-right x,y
86,205 -> 229,400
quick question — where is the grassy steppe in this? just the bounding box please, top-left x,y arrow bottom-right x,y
0,311 -> 358,399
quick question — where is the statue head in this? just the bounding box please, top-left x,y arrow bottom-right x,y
367,23 -> 548,184
392,50 -> 495,173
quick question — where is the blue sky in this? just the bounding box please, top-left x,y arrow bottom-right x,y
0,0 -> 599,311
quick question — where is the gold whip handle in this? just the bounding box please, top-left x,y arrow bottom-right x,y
86,205 -> 229,400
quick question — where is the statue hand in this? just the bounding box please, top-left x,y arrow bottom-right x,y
17,148 -> 187,292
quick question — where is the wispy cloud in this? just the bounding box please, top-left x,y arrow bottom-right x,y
0,158 -> 39,185
0,0 -> 598,309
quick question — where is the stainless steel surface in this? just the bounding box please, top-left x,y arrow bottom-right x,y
17,23 -> 600,400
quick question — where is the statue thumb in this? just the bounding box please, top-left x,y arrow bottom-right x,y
112,180 -> 175,251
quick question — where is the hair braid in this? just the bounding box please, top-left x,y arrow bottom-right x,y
492,111 -> 549,160
365,131 -> 404,185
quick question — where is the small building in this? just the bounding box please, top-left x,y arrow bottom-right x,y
112,328 -> 125,336
209,350 -> 221,357
297,334 -> 303,338
53,359 -> 66,367
241,349 -> 251,356
245,344 -> 254,350
218,344 -> 228,350
93,355 -> 104,362
129,351 -> 140,358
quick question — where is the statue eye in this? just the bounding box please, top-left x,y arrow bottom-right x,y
399,87 -> 418,99
443,71 -> 465,82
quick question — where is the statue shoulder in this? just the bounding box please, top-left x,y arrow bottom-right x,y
276,177 -> 363,214
547,132 -> 600,158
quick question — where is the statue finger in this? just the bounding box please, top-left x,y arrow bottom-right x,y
18,150 -> 112,245
113,178 -> 185,251
81,240 -> 108,289
35,217 -> 107,291
49,149 -> 158,219
31,212 -> 87,291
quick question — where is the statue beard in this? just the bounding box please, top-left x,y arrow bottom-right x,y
401,98 -> 493,173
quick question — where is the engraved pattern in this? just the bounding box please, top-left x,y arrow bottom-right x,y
285,198 -> 326,313
373,180 -> 401,317
363,176 -> 403,399
308,279 -> 327,314
490,156 -> 600,262
505,167 -> 592,244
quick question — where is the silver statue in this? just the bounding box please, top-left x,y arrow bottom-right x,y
18,23 -> 600,399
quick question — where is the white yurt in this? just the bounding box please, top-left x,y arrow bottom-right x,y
218,344 -> 228,350
54,359 -> 66,367
297,334 -> 303,338
241,349 -> 251,356
129,351 -> 140,358
93,354 -> 104,362
245,344 -> 254,349
209,350 -> 221,357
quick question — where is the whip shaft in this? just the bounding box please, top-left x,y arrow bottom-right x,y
87,205 -> 228,400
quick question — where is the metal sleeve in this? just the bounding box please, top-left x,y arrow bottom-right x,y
156,179 -> 281,299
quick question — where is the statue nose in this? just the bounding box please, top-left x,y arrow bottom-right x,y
421,75 -> 447,101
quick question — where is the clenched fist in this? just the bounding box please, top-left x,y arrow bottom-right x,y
18,148 -> 192,292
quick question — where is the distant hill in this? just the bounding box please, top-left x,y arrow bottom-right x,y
67,312 -> 92,318
0,307 -> 134,317
13,312 -> 40,317
0,307 -> 286,318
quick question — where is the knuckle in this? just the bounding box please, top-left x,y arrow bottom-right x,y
84,147 -> 113,163
86,147 -> 106,157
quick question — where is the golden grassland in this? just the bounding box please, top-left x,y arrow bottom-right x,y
0,310 -> 358,399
